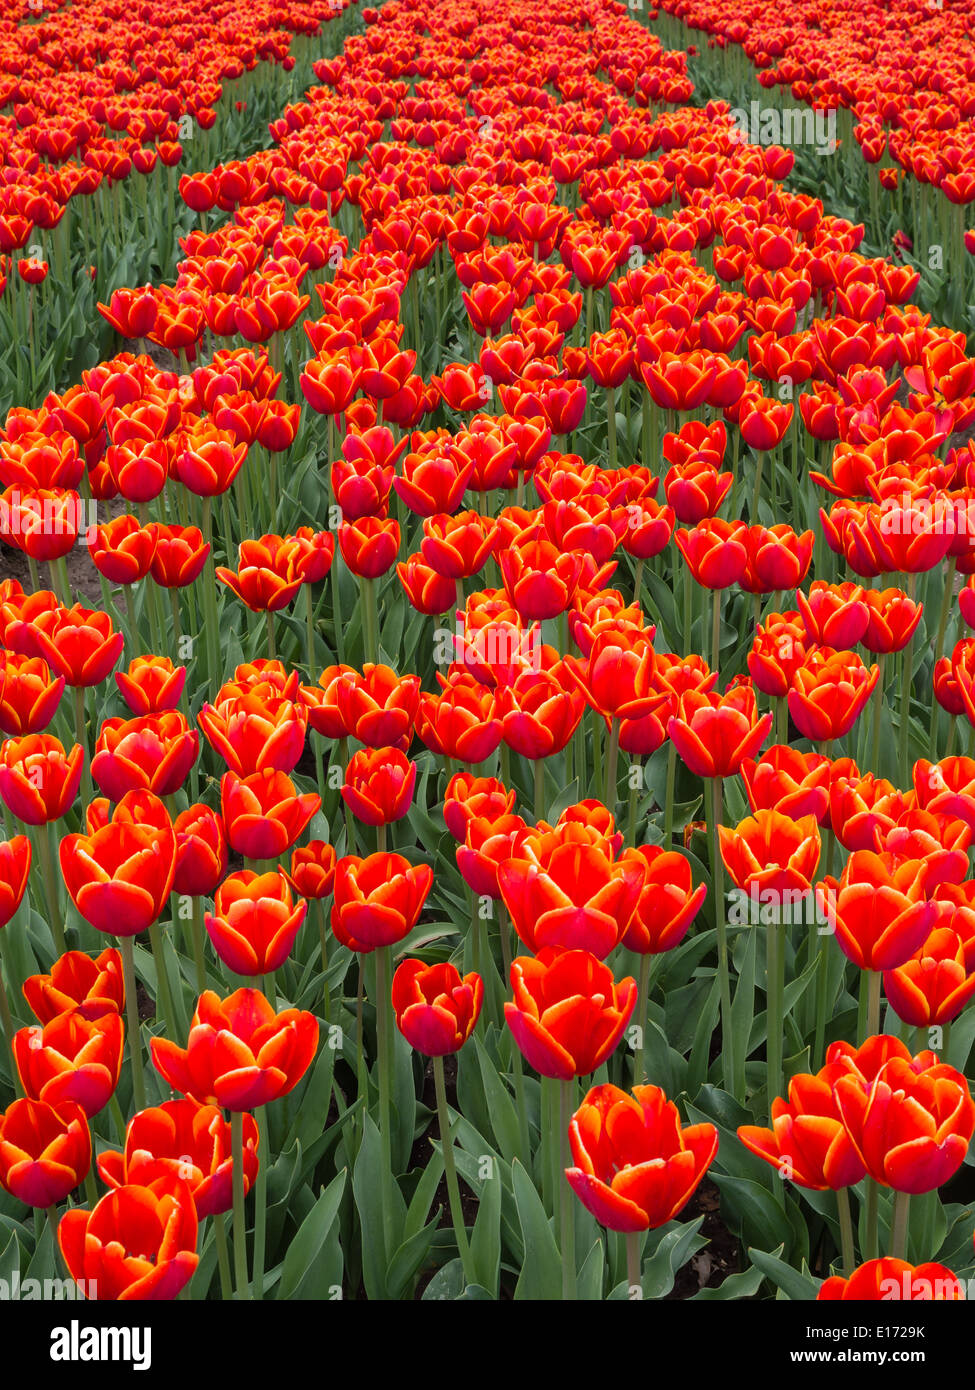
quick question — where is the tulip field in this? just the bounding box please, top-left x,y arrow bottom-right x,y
2,0 -> 975,1334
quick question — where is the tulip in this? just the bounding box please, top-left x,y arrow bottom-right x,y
115,656 -> 186,716
0,734 -> 83,824
205,870 -> 308,977
14,1008 -> 124,1118
818,1258 -> 963,1301
504,947 -> 637,1080
97,1100 -> 259,1218
341,746 -> 416,826
392,959 -> 483,1056
566,1082 -> 718,1233
498,829 -> 646,959
0,1097 -> 91,1208
0,653 -> 64,735
220,770 -> 320,861
59,1178 -> 199,1300
150,987 -> 318,1111
834,1053 -> 975,1194
738,1065 -> 867,1192
331,852 -> 433,953
23,948 -> 123,1024
90,712 -> 199,800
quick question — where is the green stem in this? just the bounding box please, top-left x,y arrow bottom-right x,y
709,776 -> 740,1101
605,717 -> 620,813
559,1077 -> 576,1301
231,1109 -> 250,1299
434,1053 -> 476,1287
72,685 -> 92,807
836,1186 -> 855,1277
147,921 -> 177,1040
120,936 -> 146,1111
864,1179 -> 879,1262
890,1189 -> 910,1261
252,1107 -> 268,1299
375,944 -> 395,1258
627,1230 -> 642,1297
213,1211 -> 233,1300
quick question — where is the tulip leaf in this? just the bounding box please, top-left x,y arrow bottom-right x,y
470,1159 -> 502,1295
685,975 -> 720,1102
729,925 -> 757,1079
386,1214 -> 442,1300
285,1033 -> 336,1153
576,1236 -> 605,1301
692,1261 -> 766,1300
747,1245 -> 819,1301
640,1216 -> 708,1299
420,1256 -> 466,1301
0,1229 -> 20,1288
473,1033 -> 523,1167
277,1168 -> 346,1300
403,1150 -> 444,1244
511,1159 -> 563,1300
352,1113 -> 406,1300
713,1174 -> 795,1258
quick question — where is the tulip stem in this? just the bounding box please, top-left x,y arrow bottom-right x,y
836,1186 -> 855,1277
898,574 -> 917,789
626,758 -> 640,848
147,921 -> 178,1041
711,587 -> 720,678
362,576 -> 378,664
864,969 -> 881,1042
605,718 -> 620,813
663,740 -> 676,848
72,686 -> 93,808
231,1109 -> 251,1299
190,899 -> 207,994
84,1167 -> 98,1207
200,498 -> 222,689
120,936 -> 146,1111
375,945 -> 396,1259
634,952 -> 651,1086
534,757 -> 545,824
708,777 -> 740,1102
304,581 -> 317,679
0,939 -> 21,1096
213,1211 -> 233,1300
865,1178 -> 879,1262
766,909 -> 784,1133
434,1053 -> 475,1287
36,825 -> 67,957
315,898 -> 331,1022
47,1205 -> 70,1282
252,1107 -> 268,1299
265,608 -> 276,662
626,1231 -> 642,1297
559,1078 -> 576,1301
870,654 -> 886,772
890,1189 -> 910,1261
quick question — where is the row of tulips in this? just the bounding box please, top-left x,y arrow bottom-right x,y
0,0 -> 973,1301
648,0 -> 975,327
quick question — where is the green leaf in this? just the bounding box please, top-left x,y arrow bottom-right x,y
352,1113 -> 405,1300
473,1033 -> 523,1166
470,1164 -> 502,1295
712,1173 -> 795,1258
511,1159 -> 562,1300
692,1262 -> 766,1299
277,1169 -> 346,1300
641,1216 -> 708,1299
577,1236 -> 605,1300
747,1245 -> 819,1301
386,1216 -> 442,1300
421,1257 -> 466,1301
